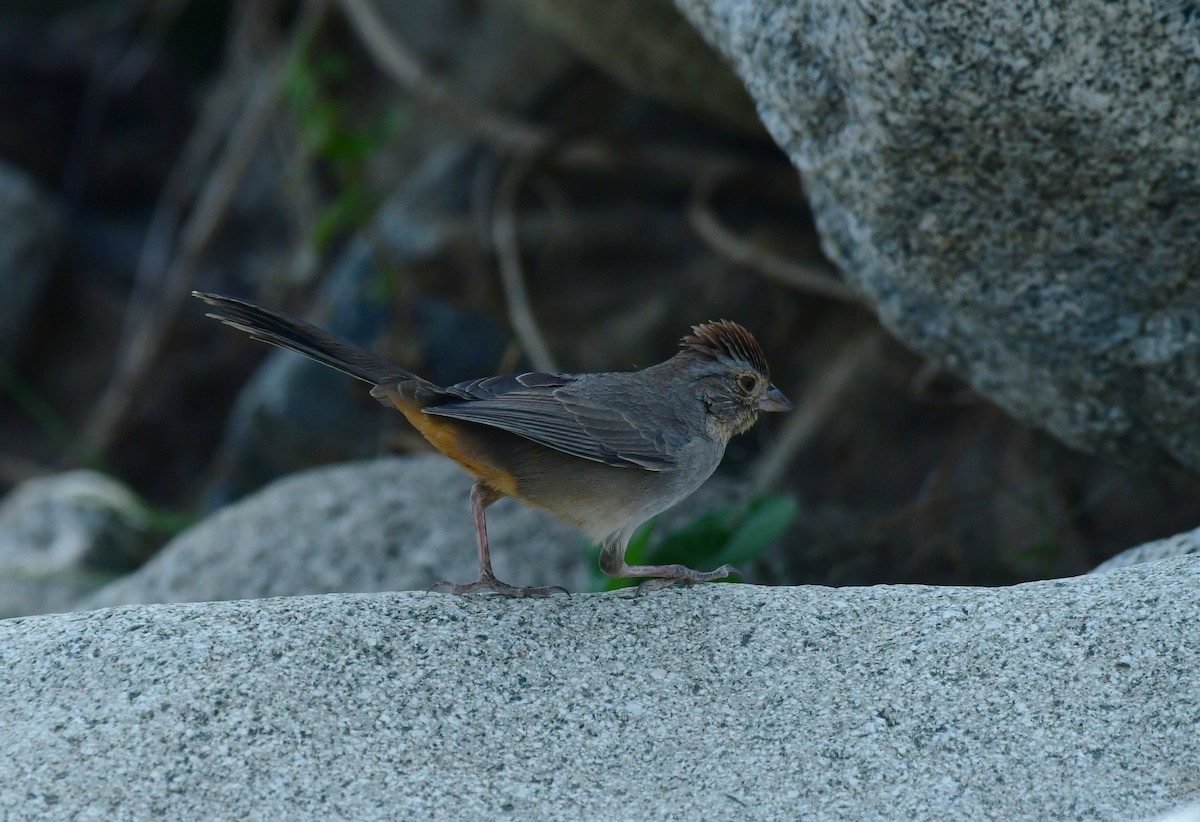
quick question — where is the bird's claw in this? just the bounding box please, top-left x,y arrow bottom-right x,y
633,564 -> 738,597
427,572 -> 569,598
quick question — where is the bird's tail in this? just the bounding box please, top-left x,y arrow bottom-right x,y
192,291 -> 417,386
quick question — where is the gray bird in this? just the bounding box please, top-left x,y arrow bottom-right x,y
193,291 -> 792,596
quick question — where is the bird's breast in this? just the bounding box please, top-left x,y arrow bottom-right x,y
511,438 -> 725,543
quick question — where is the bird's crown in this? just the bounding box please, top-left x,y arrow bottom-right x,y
679,320 -> 769,374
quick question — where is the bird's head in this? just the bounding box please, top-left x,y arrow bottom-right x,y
676,320 -> 792,439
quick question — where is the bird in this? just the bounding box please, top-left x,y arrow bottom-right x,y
192,291 -> 792,596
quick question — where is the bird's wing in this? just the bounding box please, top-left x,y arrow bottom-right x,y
423,372 -> 677,470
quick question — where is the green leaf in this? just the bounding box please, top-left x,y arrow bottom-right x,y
715,495 -> 797,566
645,509 -> 730,566
584,494 -> 797,591
624,518 -> 657,566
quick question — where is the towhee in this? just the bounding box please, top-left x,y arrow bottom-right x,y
193,291 -> 791,596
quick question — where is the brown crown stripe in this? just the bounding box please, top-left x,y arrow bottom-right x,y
679,320 -> 769,376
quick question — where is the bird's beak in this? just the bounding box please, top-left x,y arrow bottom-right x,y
757,384 -> 793,412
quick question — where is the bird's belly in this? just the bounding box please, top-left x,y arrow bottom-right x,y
513,447 -> 722,544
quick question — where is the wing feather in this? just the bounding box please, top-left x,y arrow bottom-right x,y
423,374 -> 675,470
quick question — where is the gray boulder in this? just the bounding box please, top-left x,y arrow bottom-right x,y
86,455 -> 746,610
87,456 -> 592,610
3,557 -> 1197,819
676,0 -> 1200,470
1093,525 -> 1200,574
0,162 -> 59,361
0,471 -> 151,617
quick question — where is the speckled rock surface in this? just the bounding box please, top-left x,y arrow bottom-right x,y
3,557 -> 1198,819
0,471 -> 151,617
1093,525 -> 1200,574
675,0 -> 1200,470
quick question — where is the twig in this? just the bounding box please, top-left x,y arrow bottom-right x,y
492,156 -> 559,373
688,171 -> 861,304
84,0 -> 331,450
133,1 -> 274,288
62,0 -> 207,212
136,76 -> 247,292
751,331 -> 882,492
338,0 -> 549,155
60,0 -> 146,211
335,0 -> 778,184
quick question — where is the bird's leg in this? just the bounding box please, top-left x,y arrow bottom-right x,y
598,539 -> 738,596
428,481 -> 569,597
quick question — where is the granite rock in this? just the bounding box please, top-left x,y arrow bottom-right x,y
86,456 -> 749,610
0,471 -> 151,617
88,456 -> 590,610
3,557 -> 1197,819
1093,525 -> 1200,574
675,0 -> 1200,470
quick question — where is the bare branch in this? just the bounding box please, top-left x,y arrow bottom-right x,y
338,0 -> 549,155
688,171 -> 861,304
493,157 -> 558,373
84,0 -> 331,450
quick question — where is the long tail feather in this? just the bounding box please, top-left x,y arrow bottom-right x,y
192,291 -> 416,386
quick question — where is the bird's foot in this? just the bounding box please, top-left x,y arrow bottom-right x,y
630,563 -> 739,597
427,572 -> 569,598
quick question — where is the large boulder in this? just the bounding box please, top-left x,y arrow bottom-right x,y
85,455 -> 749,610
3,557 -> 1197,818
1092,524 -> 1200,574
86,456 -> 592,610
675,0 -> 1200,470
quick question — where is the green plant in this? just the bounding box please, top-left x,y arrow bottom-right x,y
587,494 -> 798,591
284,45 -> 410,250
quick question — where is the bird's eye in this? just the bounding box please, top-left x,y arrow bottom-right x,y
738,374 -> 759,393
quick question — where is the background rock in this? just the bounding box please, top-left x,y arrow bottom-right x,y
0,161 -> 59,362
1092,525 -> 1200,574
4,557 -> 1198,819
85,455 -> 749,611
88,456 -> 589,610
0,471 -> 151,617
675,0 -> 1200,470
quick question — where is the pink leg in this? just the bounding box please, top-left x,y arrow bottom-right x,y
599,540 -> 738,596
428,481 -> 569,597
